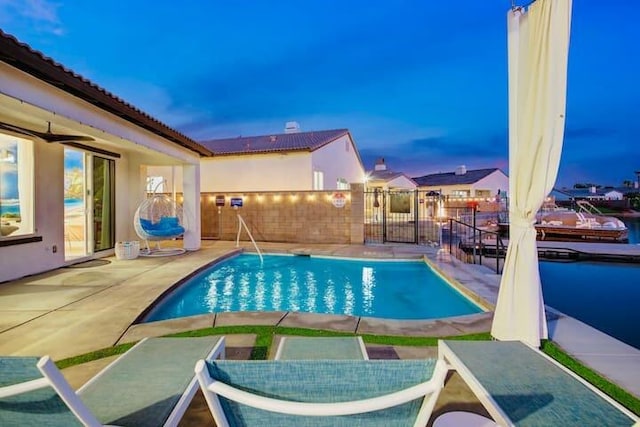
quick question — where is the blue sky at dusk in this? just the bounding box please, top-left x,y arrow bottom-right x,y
1,1 -> 638,188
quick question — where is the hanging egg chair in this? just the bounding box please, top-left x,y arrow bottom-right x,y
134,193 -> 187,256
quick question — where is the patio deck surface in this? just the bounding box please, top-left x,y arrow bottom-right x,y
0,240 -> 638,424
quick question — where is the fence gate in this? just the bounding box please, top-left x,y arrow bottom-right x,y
364,189 -> 442,244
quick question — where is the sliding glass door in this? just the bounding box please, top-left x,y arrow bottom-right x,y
93,156 -> 115,251
64,148 -> 115,260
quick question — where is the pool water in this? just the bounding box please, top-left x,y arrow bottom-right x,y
143,254 -> 482,322
540,260 -> 640,350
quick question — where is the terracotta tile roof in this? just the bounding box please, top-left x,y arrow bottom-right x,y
199,129 -> 350,156
413,168 -> 502,186
0,29 -> 212,156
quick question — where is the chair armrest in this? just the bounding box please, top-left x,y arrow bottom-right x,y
0,377 -> 49,399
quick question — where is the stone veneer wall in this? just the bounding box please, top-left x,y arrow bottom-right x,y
198,183 -> 364,244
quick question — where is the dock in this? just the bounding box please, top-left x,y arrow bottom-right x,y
535,241 -> 640,262
459,239 -> 640,263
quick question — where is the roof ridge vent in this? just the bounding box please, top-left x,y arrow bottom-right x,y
284,121 -> 300,134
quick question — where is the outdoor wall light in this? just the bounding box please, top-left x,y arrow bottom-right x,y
273,194 -> 282,202
307,194 -> 316,201
256,194 -> 264,202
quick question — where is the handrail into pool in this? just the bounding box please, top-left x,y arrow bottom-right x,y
236,214 -> 263,264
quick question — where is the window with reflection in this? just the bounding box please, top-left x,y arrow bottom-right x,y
0,134 -> 34,239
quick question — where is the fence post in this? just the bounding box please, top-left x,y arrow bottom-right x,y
414,189 -> 419,244
382,190 -> 387,243
472,205 -> 477,263
496,238 -> 500,274
478,230 -> 482,267
448,218 -> 452,254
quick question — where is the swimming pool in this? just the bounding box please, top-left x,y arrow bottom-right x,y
540,260 -> 640,350
143,254 -> 483,322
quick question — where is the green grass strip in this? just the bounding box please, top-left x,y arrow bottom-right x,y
55,342 -> 135,369
541,340 -> 640,416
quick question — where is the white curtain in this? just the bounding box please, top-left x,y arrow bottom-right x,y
491,0 -> 572,348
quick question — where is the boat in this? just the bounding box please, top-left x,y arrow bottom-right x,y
535,201 -> 628,242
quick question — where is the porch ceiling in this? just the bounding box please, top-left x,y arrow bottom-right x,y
0,92 -> 187,165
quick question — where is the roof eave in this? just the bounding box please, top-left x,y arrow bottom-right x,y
0,30 -> 213,157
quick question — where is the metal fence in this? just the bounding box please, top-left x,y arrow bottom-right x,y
364,189 -> 474,245
364,189 -> 507,272
444,218 -> 507,274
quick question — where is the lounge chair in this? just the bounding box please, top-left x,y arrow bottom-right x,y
0,336 -> 225,427
274,336 -> 369,360
438,340 -> 639,426
195,357 -> 448,426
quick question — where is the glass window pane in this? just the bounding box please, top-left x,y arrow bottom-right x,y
1,135 -> 34,238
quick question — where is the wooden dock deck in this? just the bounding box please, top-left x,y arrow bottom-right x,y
534,241 -> 640,262
459,239 -> 640,263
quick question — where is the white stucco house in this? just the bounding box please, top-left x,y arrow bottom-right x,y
558,187 -> 625,201
365,158 -> 417,190
147,125 -> 365,192
604,190 -> 624,201
412,166 -> 508,198
0,30 -> 207,282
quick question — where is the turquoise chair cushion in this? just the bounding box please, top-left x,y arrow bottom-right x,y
0,357 -> 82,427
206,359 -> 437,427
159,216 -> 179,228
139,216 -> 184,237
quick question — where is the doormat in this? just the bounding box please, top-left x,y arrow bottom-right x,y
66,259 -> 111,268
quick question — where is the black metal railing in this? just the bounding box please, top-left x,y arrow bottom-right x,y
446,218 -> 507,274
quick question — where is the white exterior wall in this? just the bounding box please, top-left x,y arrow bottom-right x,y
386,175 -> 416,189
0,62 -> 201,282
147,134 -> 365,192
149,151 -> 313,193
1,142 -> 66,280
310,134 -> 364,189
418,183 -> 472,196
471,171 -> 509,197
604,190 -> 623,200
202,152 -> 311,191
417,170 -> 508,197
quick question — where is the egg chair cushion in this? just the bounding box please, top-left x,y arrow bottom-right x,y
139,216 -> 185,237
159,216 -> 180,228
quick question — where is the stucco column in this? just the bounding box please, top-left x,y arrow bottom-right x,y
182,163 -> 201,251
122,156 -> 146,242
350,183 -> 365,244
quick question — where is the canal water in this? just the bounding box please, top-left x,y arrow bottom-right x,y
540,216 -> 640,350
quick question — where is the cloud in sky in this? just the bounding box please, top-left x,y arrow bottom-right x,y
0,1 -> 638,188
0,0 -> 64,35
